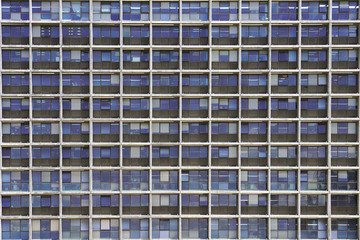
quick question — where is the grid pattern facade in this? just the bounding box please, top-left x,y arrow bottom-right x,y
0,0 -> 360,239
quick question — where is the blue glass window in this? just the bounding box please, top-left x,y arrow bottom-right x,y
62,219 -> 89,239
242,98 -> 267,110
2,25 -> 29,38
332,49 -> 357,61
183,75 -> 208,87
301,26 -> 327,37
93,26 -> 119,38
272,2 -> 298,20
331,122 -> 357,134
211,219 -> 237,239
32,171 -> 59,191
2,147 -> 29,161
242,2 -> 269,20
331,170 -> 357,190
241,50 -> 268,62
241,170 -> 267,190
92,170 -> 119,191
272,146 -> 297,158
152,219 -> 178,239
212,98 -> 238,110
271,122 -> 297,134
182,99 -> 208,110
62,1 -> 89,21
154,26 -> 179,38
182,146 -> 207,158
93,195 -> 119,207
122,170 -> 149,190
301,74 -> 327,86
2,1 -> 29,20
2,220 -> 29,240
300,170 -> 327,190
182,2 -> 208,21
152,170 -> 178,190
123,2 -> 149,21
93,1 -> 119,21
32,147 -> 59,160
212,50 -> 238,62
241,122 -> 267,134
242,26 -> 267,38
212,26 -> 237,38
153,50 -> 179,63
63,50 -> 89,63
32,99 -> 59,111
182,50 -> 209,62
153,2 -> 179,21
123,99 -> 149,111
182,171 -> 208,190
32,1 -> 59,20
123,50 -> 149,63
331,219 -> 358,239
212,2 -> 238,21
123,122 -> 149,134
271,170 -> 296,190
182,219 -> 208,239
63,147 -> 89,160
93,123 -> 119,135
241,146 -> 267,158
2,98 -> 29,111
211,170 -> 237,190
152,99 -> 178,110
332,74 -> 357,86
62,123 -> 89,135
2,74 -> 29,87
32,195 -> 58,208
301,122 -> 327,134
93,99 -> 119,111
2,50 -> 29,62
123,26 -> 149,38
183,26 -> 208,38
331,98 -> 357,110
301,98 -> 327,110
153,74 -> 179,87
32,50 -> 59,62
241,219 -> 267,239
302,2 -> 328,20
332,1 -> 359,20
92,219 -> 119,240
332,25 -> 357,37
122,194 -> 149,207
2,195 -> 29,208
272,74 -> 297,86
271,50 -> 297,62
93,50 -> 120,62
2,171 -> 29,191
3,123 -> 30,136
122,219 -> 149,239
241,74 -> 266,86
153,146 -> 178,158
272,26 -> 297,37
63,75 -> 89,87
301,50 -> 327,62
93,74 -> 120,87
63,26 -> 89,37
301,219 -> 327,239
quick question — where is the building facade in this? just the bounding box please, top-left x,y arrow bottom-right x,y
0,0 -> 359,239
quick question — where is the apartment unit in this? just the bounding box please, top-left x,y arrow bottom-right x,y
0,0 -> 359,239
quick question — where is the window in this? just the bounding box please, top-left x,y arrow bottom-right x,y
183,26 -> 208,38
302,50 -> 327,62
182,146 -> 207,159
332,49 -> 357,61
2,220 -> 29,239
93,219 -> 119,239
241,170 -> 267,190
241,194 -> 267,207
331,219 -> 358,239
242,146 -> 267,158
241,75 -> 267,87
93,170 -> 119,191
2,147 -> 29,162
182,194 -> 208,207
2,171 -> 29,191
93,1 -> 119,21
153,75 -> 179,88
93,26 -> 119,39
271,194 -> 296,207
183,75 -> 208,87
62,219 -> 89,239
32,195 -> 58,209
332,1 -> 358,20
301,26 -> 327,37
182,171 -> 208,190
32,220 -> 59,239
32,147 -> 59,160
152,170 -> 178,190
301,98 -> 327,110
2,50 -> 29,62
331,170 -> 357,190
2,25 -> 29,38
211,170 -> 237,190
182,2 -> 208,21
152,219 -> 178,239
332,98 -> 357,110
152,194 -> 178,207
182,99 -> 208,110
212,99 -> 238,110
242,98 -> 267,110
301,74 -> 327,86
301,219 -> 327,239
63,26 -> 89,38
152,122 -> 179,135
93,50 -> 120,63
2,1 -> 29,20
123,50 -> 149,63
182,219 -> 208,239
93,195 -> 119,208
182,50 -> 209,63
2,98 -> 29,111
153,146 -> 178,159
123,2 -> 149,21
272,74 -> 297,87
3,195 -> 29,209
123,194 -> 149,208
332,25 -> 357,37
271,171 -> 297,190
2,74 -> 29,88
271,219 -> 297,239
62,1 -> 89,21
123,171 -> 149,190
241,122 -> 267,134
123,122 -> 149,135
93,74 -> 120,87
272,26 -> 297,37
32,1 -> 59,20
212,122 -> 238,135
122,146 -> 149,159
271,122 -> 297,134
302,2 -> 328,20
212,2 -> 238,21
212,50 -> 238,62
332,74 -> 357,86
123,99 -> 149,111
241,219 -> 267,239
213,26 -> 238,38
242,2 -> 269,20
153,2 -> 179,21
331,146 -> 357,159
62,171 -> 89,191
33,74 -> 59,88
300,170 -> 327,190
271,50 -> 297,62
272,2 -> 298,20
32,171 -> 59,191
211,219 -> 237,239
63,75 -> 89,88
153,51 -> 179,63
123,75 -> 149,87
93,147 -> 119,160
63,147 -> 89,161
241,50 -> 268,62
301,146 -> 326,158
153,99 -> 178,111
301,122 -> 327,134
122,219 -> 149,239
93,99 -> 119,111
123,26 -> 149,40
242,26 -> 267,38
213,194 -> 237,207
3,123 -> 29,136
32,50 -> 59,63
301,194 -> 326,207
62,123 -> 89,135
331,122 -> 357,134
62,195 -> 89,209
32,99 -> 59,112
